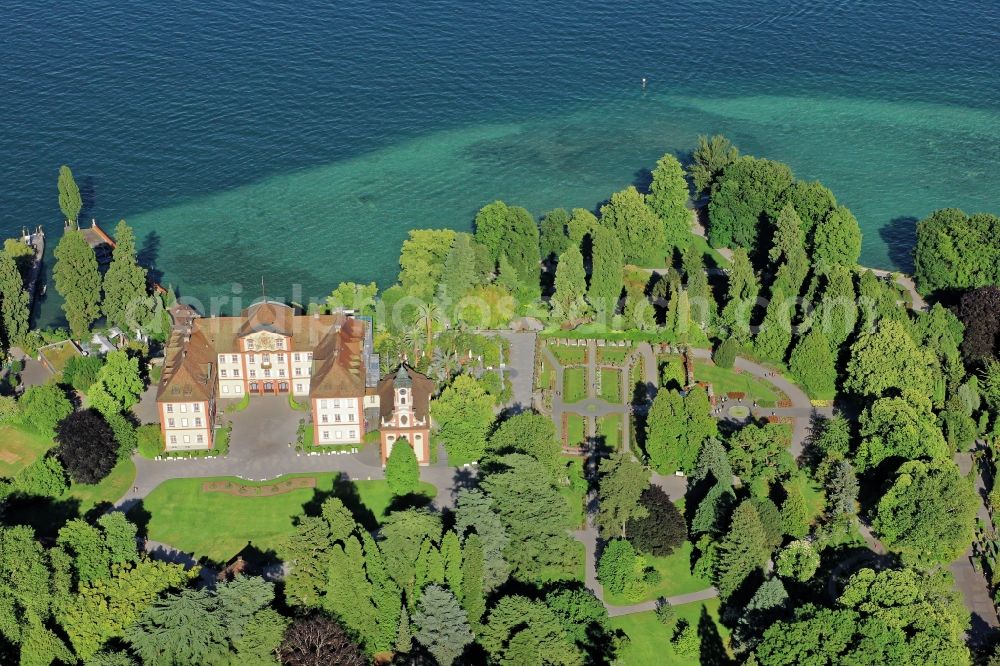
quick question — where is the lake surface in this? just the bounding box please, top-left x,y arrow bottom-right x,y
2,0 -> 998,322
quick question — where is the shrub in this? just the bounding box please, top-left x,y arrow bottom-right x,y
775,540 -> 821,581
655,600 -> 675,625
714,337 -> 739,369
671,619 -> 699,658
137,424 -> 164,458
13,455 -> 68,498
385,437 -> 419,496
62,354 -> 104,393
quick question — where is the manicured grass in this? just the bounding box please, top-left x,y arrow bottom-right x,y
566,414 -> 585,447
597,414 -> 622,449
788,473 -> 826,526
689,233 -> 730,270
604,541 -> 713,606
560,457 -> 586,529
550,344 -> 587,366
610,599 -> 729,666
693,361 -> 779,404
598,347 -> 630,365
537,355 -> 555,391
0,424 -> 53,476
599,368 -> 621,403
564,367 -> 587,403
139,474 -> 436,563
69,458 -> 136,512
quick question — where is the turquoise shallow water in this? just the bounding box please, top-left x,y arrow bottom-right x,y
1,0 -> 998,321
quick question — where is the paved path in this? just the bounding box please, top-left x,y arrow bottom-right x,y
950,448 -> 999,645
868,268 -> 928,312
492,330 -> 537,413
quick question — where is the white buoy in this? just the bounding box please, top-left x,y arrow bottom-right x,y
641,77 -> 647,89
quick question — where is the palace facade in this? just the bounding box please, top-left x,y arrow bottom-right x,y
156,300 -> 433,464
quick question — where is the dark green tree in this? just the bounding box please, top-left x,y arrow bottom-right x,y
0,250 -> 29,348
785,179 -> 837,239
53,230 -> 101,338
720,248 -> 760,339
459,533 -> 486,626
438,232 -> 479,308
473,201 -> 540,286
647,153 -> 692,249
102,220 -> 152,333
707,157 -> 793,253
788,327 -> 836,398
596,450 -> 650,539
714,501 -> 770,599
539,208 -> 571,262
58,165 -> 83,228
430,375 -> 494,464
587,225 -> 624,318
599,186 -> 666,265
552,242 -> 587,317
813,205 -> 862,268
411,585 -> 473,666
689,134 -> 739,195
385,437 -> 419,496
626,485 -> 687,556
913,208 -> 1000,296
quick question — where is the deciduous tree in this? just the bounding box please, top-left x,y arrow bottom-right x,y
277,613 -> 366,666
626,485 -> 687,556
788,327 -> 836,398
19,383 -> 73,438
54,409 -> 118,484
707,157 -> 793,253
0,250 -> 29,348
873,459 -> 977,567
599,186 -> 665,265
689,134 -> 739,195
812,205 -> 861,268
431,375 -> 494,464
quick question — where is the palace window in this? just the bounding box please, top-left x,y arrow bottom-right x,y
401,415 -> 408,426
170,435 -> 177,445
333,399 -> 340,408
168,418 -> 175,427
197,434 -> 204,444
194,418 -> 202,427
279,369 -> 286,377
263,353 -> 270,363
219,354 -> 226,365
249,382 -> 258,392
249,353 -> 255,363
193,404 -> 201,412
231,354 -> 238,363
233,369 -> 240,377
221,369 -> 228,378
306,353 -> 313,360
223,386 -> 230,394
181,418 -> 189,427
264,369 -> 272,378
276,338 -> 285,349
320,399 -> 328,409
296,384 -> 303,392
322,430 -> 329,440
349,429 -> 356,439
166,404 -> 173,413
180,404 -> 188,413
294,353 -> 300,362
249,370 -> 256,378
295,368 -> 302,376
321,415 -> 328,423
183,435 -> 190,444
336,431 -> 343,440
335,414 -> 342,423
277,353 -> 285,362
246,340 -> 255,350
234,385 -> 242,394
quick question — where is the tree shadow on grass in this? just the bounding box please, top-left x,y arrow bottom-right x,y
699,604 -> 731,665
123,497 -> 152,537
301,472 -> 378,531
386,492 -> 434,515
2,493 -> 82,538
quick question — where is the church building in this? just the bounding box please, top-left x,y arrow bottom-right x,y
377,365 -> 434,465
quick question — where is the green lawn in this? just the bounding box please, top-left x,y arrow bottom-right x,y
610,599 -> 729,666
598,347 -> 630,365
537,355 -> 555,390
549,344 -> 587,366
0,424 -> 54,476
566,414 -> 586,447
599,368 -> 621,403
597,414 -> 622,450
693,361 -> 780,404
788,473 -> 826,526
69,458 -> 136,513
564,367 -> 587,403
689,232 -> 731,270
140,474 -> 437,563
604,541 -> 713,606
560,457 -> 586,529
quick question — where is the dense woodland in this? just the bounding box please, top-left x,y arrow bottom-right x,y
0,143 -> 999,664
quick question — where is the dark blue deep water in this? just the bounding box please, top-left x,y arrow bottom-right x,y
2,0 -> 999,321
